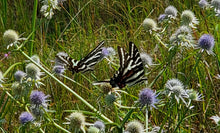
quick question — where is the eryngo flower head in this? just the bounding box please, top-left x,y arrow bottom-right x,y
19,112 -> 34,124
198,34 -> 215,55
138,88 -> 158,109
165,5 -> 178,19
143,18 -> 158,32
186,89 -> 203,101
165,78 -> 188,104
31,55 -> 40,64
53,65 -> 65,75
105,94 -> 116,106
199,0 -> 209,8
170,26 -> 195,49
210,114 -> 220,126
88,126 -> 100,133
30,90 -> 49,107
3,29 -> 19,48
94,121 -> 105,131
158,14 -> 167,22
65,112 -> 85,129
140,52 -> 153,68
125,120 -> 144,133
181,10 -> 199,28
25,63 -> 43,80
211,0 -> 220,10
40,0 -> 60,19
14,70 -> 26,82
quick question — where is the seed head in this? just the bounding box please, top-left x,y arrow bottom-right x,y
87,126 -> 100,133
125,120 -> 144,133
198,34 -> 215,52
105,94 -> 116,106
19,112 -> 34,124
143,18 -> 158,31
66,112 -> 85,129
165,5 -> 178,18
139,88 -> 158,108
3,29 -> 19,46
14,70 -> 26,82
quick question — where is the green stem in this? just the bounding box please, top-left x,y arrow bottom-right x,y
3,62 -> 22,77
19,49 -> 113,123
145,108 -> 148,133
153,33 -> 168,48
30,0 -> 38,56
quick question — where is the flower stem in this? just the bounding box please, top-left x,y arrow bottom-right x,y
18,49 -> 113,123
145,108 -> 148,133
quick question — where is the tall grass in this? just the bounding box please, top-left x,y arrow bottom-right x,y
0,0 -> 219,132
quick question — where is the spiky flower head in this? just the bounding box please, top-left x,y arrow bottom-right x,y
211,0 -> 220,10
210,114 -> 220,127
19,112 -> 34,124
186,89 -> 203,101
165,5 -> 178,19
14,70 -> 26,83
94,121 -> 105,131
125,120 -> 144,133
181,10 -> 199,28
31,55 -> 40,64
165,78 -> 188,104
87,126 -> 100,133
30,90 -> 49,107
65,112 -> 85,129
170,26 -> 195,49
140,52 -> 153,68
158,14 -> 167,22
199,0 -> 209,8
143,18 -> 158,32
198,34 -> 215,54
3,29 -> 19,46
40,0 -> 60,19
138,88 -> 158,109
105,94 -> 116,106
53,65 -> 65,75
25,63 -> 42,80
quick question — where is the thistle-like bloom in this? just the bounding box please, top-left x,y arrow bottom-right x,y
105,94 -> 116,106
210,114 -> 220,126
143,18 -> 158,32
88,126 -> 100,133
158,14 -> 167,23
14,70 -> 26,83
40,0 -> 60,19
165,78 -> 188,104
140,52 -> 153,68
186,89 -> 203,101
181,10 -> 199,28
138,88 -> 158,109
65,112 -> 85,130
30,90 -> 49,107
199,0 -> 209,8
211,0 -> 220,10
26,63 -> 43,80
3,29 -> 19,48
124,120 -> 144,133
53,65 -> 65,75
19,112 -> 34,124
94,121 -> 105,131
198,34 -> 215,55
165,5 -> 178,19
169,26 -> 195,49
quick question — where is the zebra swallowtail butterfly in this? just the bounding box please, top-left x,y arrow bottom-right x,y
55,41 -> 105,74
94,42 -> 147,89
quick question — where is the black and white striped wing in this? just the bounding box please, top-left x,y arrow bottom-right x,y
110,42 -> 146,88
76,41 -> 105,73
55,41 -> 104,74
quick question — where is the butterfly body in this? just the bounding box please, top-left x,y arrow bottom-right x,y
55,41 -> 105,74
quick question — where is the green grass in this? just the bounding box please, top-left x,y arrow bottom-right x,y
0,0 -> 220,132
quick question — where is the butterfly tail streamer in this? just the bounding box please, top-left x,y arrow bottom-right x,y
92,80 -> 110,86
